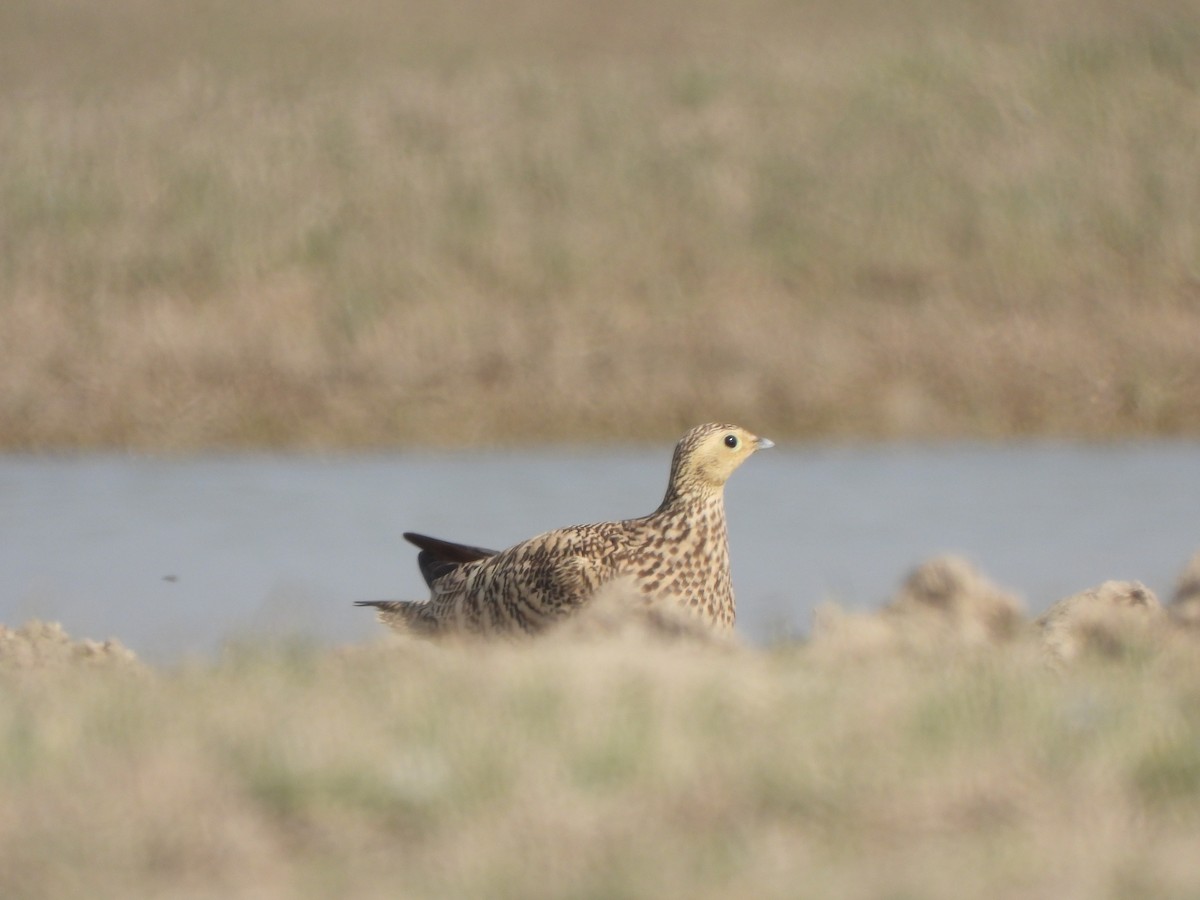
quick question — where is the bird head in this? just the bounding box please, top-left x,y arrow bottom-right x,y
665,423 -> 773,499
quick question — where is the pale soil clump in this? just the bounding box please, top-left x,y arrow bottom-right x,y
809,555 -> 1200,666
1035,581 -> 1167,662
551,577 -> 742,649
0,620 -> 140,671
884,556 -> 1026,645
810,556 -> 1025,658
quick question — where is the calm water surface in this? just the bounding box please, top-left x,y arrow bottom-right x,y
2,443 -> 1197,662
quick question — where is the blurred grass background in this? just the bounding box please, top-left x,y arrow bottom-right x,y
2,0 -> 1199,449
4,625 -> 1200,899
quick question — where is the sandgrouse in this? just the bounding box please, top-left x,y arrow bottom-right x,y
356,423 -> 772,636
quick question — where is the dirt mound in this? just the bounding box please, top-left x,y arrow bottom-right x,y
0,621 -> 140,671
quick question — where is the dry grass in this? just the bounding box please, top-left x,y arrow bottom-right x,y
3,613 -> 1200,899
3,0 -> 1200,449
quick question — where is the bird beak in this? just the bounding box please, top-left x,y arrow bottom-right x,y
756,436 -> 775,450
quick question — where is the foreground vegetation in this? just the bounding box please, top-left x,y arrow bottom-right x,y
2,0 -> 1200,449
3,607 -> 1200,899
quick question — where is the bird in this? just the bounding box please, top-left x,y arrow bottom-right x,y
356,423 -> 773,637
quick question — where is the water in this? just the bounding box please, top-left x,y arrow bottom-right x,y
1,443 -> 1197,663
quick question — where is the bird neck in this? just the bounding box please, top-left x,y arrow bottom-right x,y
656,481 -> 724,515
656,442 -> 725,513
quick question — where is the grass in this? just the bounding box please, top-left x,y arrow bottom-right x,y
1,0 -> 1199,449
3,619 -> 1200,898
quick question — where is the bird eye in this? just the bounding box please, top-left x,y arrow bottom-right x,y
724,434 -> 739,449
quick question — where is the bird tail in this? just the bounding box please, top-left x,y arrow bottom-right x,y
353,600 -> 438,635
403,532 -> 498,589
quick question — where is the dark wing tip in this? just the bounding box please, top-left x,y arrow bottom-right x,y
403,532 -> 498,563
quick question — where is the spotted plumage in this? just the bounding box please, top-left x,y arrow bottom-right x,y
356,423 -> 773,636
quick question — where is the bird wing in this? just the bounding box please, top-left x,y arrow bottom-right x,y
403,531 -> 500,589
420,523 -> 637,634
